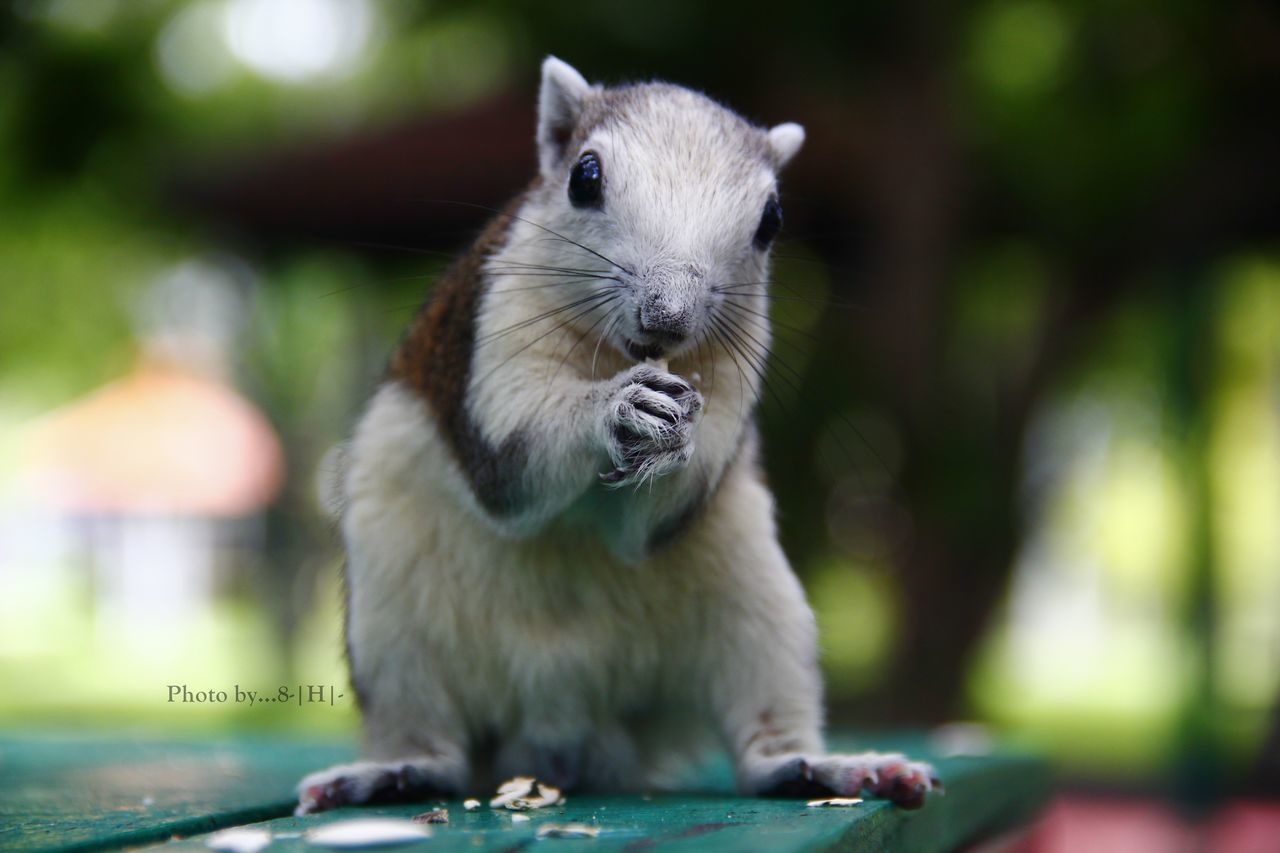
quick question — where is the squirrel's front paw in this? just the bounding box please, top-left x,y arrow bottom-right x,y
749,752 -> 942,810
602,364 -> 703,487
294,760 -> 455,814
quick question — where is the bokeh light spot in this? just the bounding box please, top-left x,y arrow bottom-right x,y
224,0 -> 373,84
970,0 -> 1073,100
155,1 -> 237,98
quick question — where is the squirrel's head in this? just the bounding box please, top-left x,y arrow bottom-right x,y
522,56 -> 804,362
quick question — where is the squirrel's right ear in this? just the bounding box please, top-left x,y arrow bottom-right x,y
538,56 -> 594,175
766,123 -> 806,170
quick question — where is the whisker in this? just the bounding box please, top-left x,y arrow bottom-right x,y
488,281 -> 604,295
324,265 -> 611,303
720,298 -> 823,348
718,307 -> 891,493
489,263 -> 620,279
714,289 -> 868,311
771,249 -> 865,278
487,276 -> 619,296
710,316 -> 789,416
422,200 -> 635,276
473,294 -> 620,390
490,257 -> 611,271
592,312 -> 622,381
716,310 -> 810,398
715,312 -> 870,493
475,290 -> 616,347
319,282 -> 377,298
706,321 -> 750,421
321,272 -> 455,299
487,270 -> 616,279
710,314 -> 866,484
706,329 -> 717,403
388,301 -> 427,315
548,299 -> 616,388
714,277 -> 868,311
693,334 -> 711,405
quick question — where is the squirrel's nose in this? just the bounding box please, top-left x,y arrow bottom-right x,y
638,264 -> 703,343
639,294 -> 695,342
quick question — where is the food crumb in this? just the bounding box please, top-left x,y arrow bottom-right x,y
305,818 -> 430,848
806,797 -> 864,808
490,775 -> 563,810
206,827 -> 271,853
463,798 -> 481,811
536,823 -> 600,839
412,808 -> 449,824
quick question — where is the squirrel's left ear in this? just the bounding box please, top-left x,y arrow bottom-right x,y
766,123 -> 806,169
538,56 -> 595,175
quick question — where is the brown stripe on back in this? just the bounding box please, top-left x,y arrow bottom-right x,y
387,185 -> 539,514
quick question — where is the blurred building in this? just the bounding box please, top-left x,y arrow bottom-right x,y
2,263 -> 283,655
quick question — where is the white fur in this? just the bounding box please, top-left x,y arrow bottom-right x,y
767,122 -> 806,168
298,59 -> 934,814
328,382 -> 817,782
537,56 -> 597,175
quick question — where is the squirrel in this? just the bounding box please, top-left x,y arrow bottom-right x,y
296,57 -> 939,814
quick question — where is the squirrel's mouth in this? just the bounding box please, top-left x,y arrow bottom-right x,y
624,339 -> 666,361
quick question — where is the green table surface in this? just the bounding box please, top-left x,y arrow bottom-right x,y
0,731 -> 1051,851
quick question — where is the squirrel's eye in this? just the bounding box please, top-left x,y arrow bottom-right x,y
753,198 -> 783,249
568,152 -> 603,208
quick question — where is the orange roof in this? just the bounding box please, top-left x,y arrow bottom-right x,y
24,356 -> 284,517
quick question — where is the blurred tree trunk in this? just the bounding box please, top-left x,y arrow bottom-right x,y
856,74 -> 990,722
828,48 -> 1032,723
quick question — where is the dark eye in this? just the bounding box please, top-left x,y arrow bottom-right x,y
753,198 -> 783,249
568,152 -> 603,208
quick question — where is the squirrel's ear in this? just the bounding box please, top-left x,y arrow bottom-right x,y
538,56 -> 594,175
766,123 -> 805,169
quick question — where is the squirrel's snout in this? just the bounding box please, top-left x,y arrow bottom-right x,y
638,296 -> 695,343
637,264 -> 704,346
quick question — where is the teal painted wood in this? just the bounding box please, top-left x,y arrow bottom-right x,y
0,732 -> 1050,852
0,732 -> 353,852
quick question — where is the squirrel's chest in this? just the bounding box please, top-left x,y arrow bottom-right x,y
344,379 -> 721,694
414,542 -> 704,721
